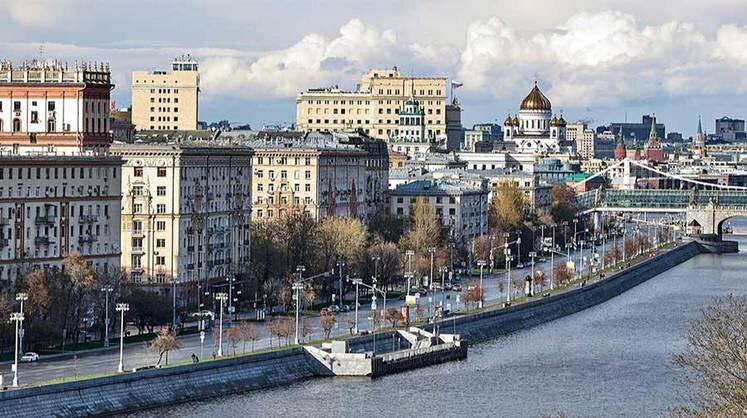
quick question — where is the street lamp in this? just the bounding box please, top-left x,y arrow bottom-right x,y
350,277 -> 362,334
293,265 -> 305,345
529,251 -> 537,293
10,312 -> 23,387
550,223 -> 556,290
504,243 -> 512,304
215,292 -> 228,355
336,260 -> 345,308
100,287 -> 112,347
115,303 -> 129,373
477,260 -> 486,309
15,293 -> 27,353
439,266 -> 447,309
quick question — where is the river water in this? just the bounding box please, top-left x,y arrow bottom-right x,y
135,237 -> 747,418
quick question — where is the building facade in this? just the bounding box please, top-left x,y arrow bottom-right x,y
111,144 -> 252,291
248,131 -> 388,222
389,178 -> 488,240
131,56 -> 200,131
714,116 -> 746,141
0,60 -> 113,156
0,155 -> 122,288
296,67 -> 460,141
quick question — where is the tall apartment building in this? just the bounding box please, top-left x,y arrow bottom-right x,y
247,131 -> 388,222
111,144 -> 252,299
296,67 -> 460,142
131,56 -> 199,131
0,156 -> 122,288
0,60 -> 121,288
0,60 -> 113,155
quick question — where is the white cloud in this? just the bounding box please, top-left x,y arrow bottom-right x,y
457,11 -> 747,111
4,0 -> 74,27
199,19 -> 450,98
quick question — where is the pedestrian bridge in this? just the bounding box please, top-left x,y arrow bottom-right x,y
578,188 -> 747,236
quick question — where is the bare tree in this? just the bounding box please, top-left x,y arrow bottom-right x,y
321,313 -> 336,340
533,269 -> 546,291
462,281 -> 483,311
384,307 -> 404,328
149,328 -> 183,365
672,295 -> 747,417
553,263 -> 572,286
226,327 -> 241,355
300,317 -> 313,343
238,322 -> 259,352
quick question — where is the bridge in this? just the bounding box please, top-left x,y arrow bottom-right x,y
575,158 -> 747,237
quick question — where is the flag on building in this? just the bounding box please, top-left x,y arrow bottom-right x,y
451,80 -> 463,89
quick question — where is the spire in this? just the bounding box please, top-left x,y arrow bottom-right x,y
648,114 -> 657,140
697,115 -> 703,135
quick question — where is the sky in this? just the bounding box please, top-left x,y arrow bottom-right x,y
3,0 -> 747,135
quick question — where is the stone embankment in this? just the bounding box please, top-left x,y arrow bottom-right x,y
0,240 -> 724,417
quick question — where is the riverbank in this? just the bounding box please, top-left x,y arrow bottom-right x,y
0,240 -> 717,417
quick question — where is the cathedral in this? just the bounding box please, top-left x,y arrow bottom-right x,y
504,82 -> 575,154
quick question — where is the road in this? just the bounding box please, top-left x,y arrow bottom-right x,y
0,232 -> 661,387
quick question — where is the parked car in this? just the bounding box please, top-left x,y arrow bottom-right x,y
20,352 -> 39,362
517,263 -> 526,269
327,304 -> 341,313
339,304 -> 350,312
452,284 -> 463,292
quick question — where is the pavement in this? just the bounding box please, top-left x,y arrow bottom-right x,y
0,234 -> 670,388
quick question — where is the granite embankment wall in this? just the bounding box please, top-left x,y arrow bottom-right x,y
0,348 -> 333,418
0,241 -> 709,417
435,240 -> 703,343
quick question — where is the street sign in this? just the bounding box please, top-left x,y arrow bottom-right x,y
405,295 -> 418,305
199,331 -> 205,342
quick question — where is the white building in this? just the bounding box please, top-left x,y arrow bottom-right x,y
504,82 -> 574,154
0,155 -> 122,288
389,177 -> 488,240
0,60 -> 113,156
111,144 -> 252,298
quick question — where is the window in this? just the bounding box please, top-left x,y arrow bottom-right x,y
48,101 -> 55,111
157,167 -> 167,177
134,167 -> 143,177
13,101 -> 20,112
156,238 -> 166,248
156,204 -> 166,214
30,111 -> 38,123
132,186 -> 144,196
155,256 -> 166,266
156,221 -> 166,231
157,186 -> 166,196
133,203 -> 143,213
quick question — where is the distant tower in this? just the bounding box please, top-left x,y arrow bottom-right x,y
644,115 -> 664,162
693,116 -> 706,148
614,126 -> 627,160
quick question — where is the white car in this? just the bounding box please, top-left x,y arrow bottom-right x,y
20,352 -> 39,362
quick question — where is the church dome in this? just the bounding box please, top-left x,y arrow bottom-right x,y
550,115 -> 559,127
520,82 -> 552,111
504,114 -> 514,126
557,116 -> 567,126
512,116 -> 519,125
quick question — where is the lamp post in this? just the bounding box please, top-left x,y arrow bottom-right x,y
115,303 -> 129,373
579,240 -> 585,280
336,260 -> 345,308
439,266 -> 447,309
15,292 -> 27,352
10,312 -> 23,387
550,223 -> 556,290
100,287 -> 112,347
293,265 -> 305,345
428,247 -> 436,317
405,250 -> 414,295
350,277 -> 362,334
504,243 -> 512,304
529,251 -> 536,293
215,292 -> 228,355
477,260 -> 486,308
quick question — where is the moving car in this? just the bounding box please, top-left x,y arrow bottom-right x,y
21,352 -> 39,362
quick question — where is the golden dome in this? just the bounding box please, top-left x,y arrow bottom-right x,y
520,82 -> 552,111
504,114 -> 514,126
550,115 -> 559,127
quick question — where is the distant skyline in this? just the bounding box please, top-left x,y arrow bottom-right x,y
4,0 -> 747,134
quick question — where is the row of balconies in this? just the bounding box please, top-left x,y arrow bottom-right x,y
78,235 -> 97,244
78,214 -> 99,223
35,214 -> 56,225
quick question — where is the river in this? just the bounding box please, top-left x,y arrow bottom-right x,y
133,237 -> 747,418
